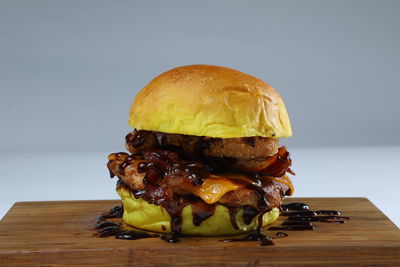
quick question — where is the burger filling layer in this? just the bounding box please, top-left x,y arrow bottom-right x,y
107,129 -> 294,235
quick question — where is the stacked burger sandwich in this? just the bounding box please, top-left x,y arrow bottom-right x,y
107,65 -> 294,237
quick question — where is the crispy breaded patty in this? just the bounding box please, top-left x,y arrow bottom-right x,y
203,136 -> 278,159
107,152 -> 146,190
125,130 -> 279,159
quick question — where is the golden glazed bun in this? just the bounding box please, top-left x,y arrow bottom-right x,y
117,185 -> 279,236
129,65 -> 292,138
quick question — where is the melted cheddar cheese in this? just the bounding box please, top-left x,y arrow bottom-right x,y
192,176 -> 245,204
191,173 -> 294,204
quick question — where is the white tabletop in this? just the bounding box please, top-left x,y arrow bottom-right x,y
1,147 -> 399,228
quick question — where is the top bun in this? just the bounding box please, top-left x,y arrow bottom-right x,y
129,65 -> 292,138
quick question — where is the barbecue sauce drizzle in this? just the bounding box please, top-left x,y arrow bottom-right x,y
96,200 -> 349,246
109,149 -> 273,242
95,201 -> 349,245
106,151 -> 349,244
270,202 -> 349,231
222,208 -> 274,246
95,206 -> 159,240
221,202 -> 349,245
135,149 -> 214,241
106,131 -> 349,245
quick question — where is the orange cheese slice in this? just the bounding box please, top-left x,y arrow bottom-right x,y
214,172 -> 254,184
192,176 -> 245,204
191,173 -> 294,204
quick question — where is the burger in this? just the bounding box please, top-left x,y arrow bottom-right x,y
107,65 -> 294,238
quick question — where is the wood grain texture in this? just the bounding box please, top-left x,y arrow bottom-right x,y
0,198 -> 399,266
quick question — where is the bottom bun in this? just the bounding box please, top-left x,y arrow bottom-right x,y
117,185 -> 279,236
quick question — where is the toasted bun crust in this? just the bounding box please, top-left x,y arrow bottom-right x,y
129,65 -> 292,138
117,186 -> 279,236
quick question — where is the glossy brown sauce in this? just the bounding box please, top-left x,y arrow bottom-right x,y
269,225 -> 315,231
160,234 -> 180,243
226,205 -> 263,230
242,206 -> 259,225
138,149 -> 209,186
271,202 -> 349,231
106,132 -> 347,245
95,205 -> 177,243
281,210 -> 317,216
95,206 -> 160,241
125,130 -> 294,177
227,206 -> 240,230
116,230 -> 159,240
126,130 -> 154,148
224,203 -> 349,243
222,207 -> 274,246
282,221 -> 314,227
108,131 -> 297,241
128,149 -> 213,239
191,200 -> 216,226
111,179 -> 274,245
96,221 -> 122,237
95,205 -> 123,225
96,223 -> 159,240
281,202 -> 310,211
316,210 -> 342,215
95,201 -> 350,246
106,149 -> 290,243
111,148 -> 273,240
274,232 -> 288,238
222,231 -> 275,246
287,215 -> 350,222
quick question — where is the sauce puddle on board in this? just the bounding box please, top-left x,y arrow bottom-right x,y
95,205 -> 182,243
222,202 -> 349,245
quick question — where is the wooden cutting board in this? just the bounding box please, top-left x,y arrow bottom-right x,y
0,198 -> 399,266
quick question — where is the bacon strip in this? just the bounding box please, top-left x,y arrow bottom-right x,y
232,146 -> 293,176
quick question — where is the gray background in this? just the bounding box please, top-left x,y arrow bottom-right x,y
1,0 -> 400,153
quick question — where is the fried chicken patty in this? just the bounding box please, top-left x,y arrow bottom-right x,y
203,136 -> 279,159
125,130 -> 279,160
107,152 -> 291,209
